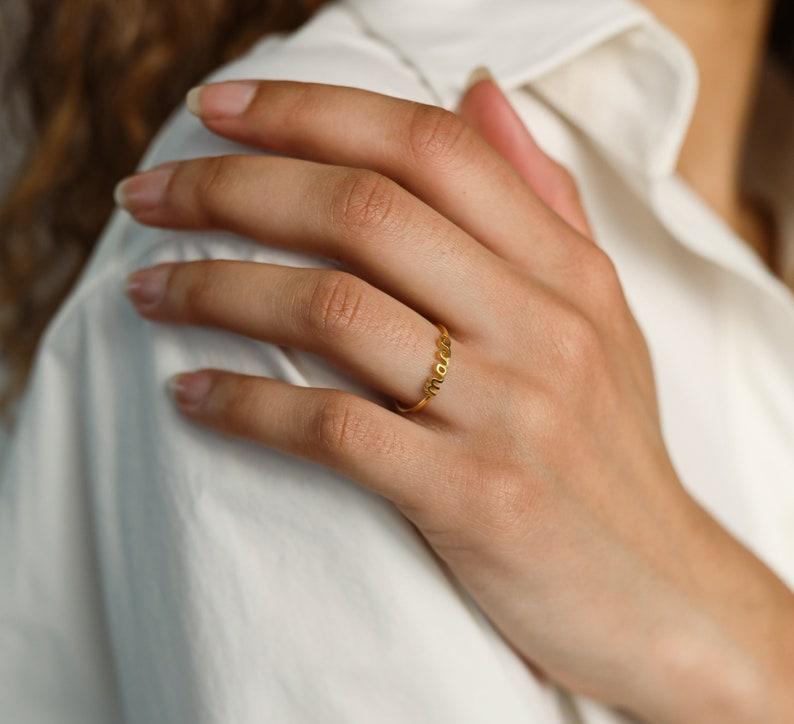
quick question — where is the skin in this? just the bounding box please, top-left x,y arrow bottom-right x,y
115,75 -> 794,722
640,0 -> 778,267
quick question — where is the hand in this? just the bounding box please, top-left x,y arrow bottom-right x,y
118,77 -> 794,722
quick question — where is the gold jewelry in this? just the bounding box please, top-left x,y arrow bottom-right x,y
395,323 -> 451,414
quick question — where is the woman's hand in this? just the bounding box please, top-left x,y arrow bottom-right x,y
117,77 -> 794,722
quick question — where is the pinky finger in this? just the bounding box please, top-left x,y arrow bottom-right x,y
169,369 -> 447,511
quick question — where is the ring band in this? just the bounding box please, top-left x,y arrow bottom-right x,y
395,323 -> 451,414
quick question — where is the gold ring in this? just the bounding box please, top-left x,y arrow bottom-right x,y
395,323 -> 451,414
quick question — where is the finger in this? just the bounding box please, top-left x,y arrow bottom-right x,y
117,154 -> 519,339
127,261 -> 472,421
457,71 -> 593,239
168,369 -> 452,513
184,80 -> 593,280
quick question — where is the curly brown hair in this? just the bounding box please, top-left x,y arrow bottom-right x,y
0,0 -> 327,413
0,1 -> 791,414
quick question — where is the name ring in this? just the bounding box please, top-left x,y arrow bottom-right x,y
395,323 -> 451,414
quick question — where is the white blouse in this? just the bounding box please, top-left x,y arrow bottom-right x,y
2,1 -> 793,722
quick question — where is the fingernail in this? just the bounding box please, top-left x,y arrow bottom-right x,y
169,372 -> 213,409
114,163 -> 176,213
185,87 -> 203,115
186,81 -> 257,119
125,265 -> 171,309
464,65 -> 494,92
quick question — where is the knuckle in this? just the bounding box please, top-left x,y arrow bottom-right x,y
279,82 -> 321,131
515,382 -> 562,444
591,248 -> 623,293
563,245 -> 624,311
581,247 -> 625,307
330,168 -> 400,235
306,271 -> 370,338
212,375 -> 261,431
173,263 -> 217,319
553,307 -> 604,376
310,393 -> 394,459
581,244 -> 615,278
195,155 -> 237,224
407,103 -> 473,167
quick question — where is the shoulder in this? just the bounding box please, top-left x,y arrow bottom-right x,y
33,2 -> 435,414
53,1 -> 434,339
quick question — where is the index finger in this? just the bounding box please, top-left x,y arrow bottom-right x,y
186,80 -> 593,280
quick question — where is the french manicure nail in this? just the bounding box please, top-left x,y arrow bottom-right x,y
169,372 -> 213,409
186,81 -> 258,119
125,265 -> 171,309
114,163 -> 176,213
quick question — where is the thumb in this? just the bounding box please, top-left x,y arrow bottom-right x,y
457,67 -> 592,238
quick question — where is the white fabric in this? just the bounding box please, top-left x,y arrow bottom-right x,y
2,1 -> 793,722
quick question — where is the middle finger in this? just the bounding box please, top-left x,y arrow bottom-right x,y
188,80 -> 593,274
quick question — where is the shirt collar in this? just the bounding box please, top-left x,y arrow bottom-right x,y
342,0 -> 698,178
341,0 -> 793,306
